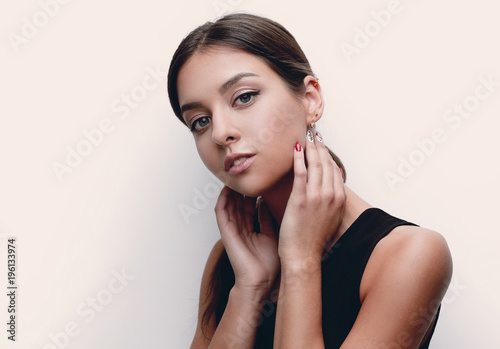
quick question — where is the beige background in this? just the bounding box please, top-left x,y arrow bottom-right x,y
1,0 -> 499,348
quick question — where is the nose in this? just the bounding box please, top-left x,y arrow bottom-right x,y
211,111 -> 239,147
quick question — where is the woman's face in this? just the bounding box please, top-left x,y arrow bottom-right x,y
177,47 -> 315,197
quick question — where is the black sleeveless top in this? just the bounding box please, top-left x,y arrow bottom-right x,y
214,208 -> 440,348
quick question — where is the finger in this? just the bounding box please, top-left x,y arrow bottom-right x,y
291,141 -> 307,198
305,127 -> 323,188
215,187 -> 235,239
230,190 -> 255,235
215,186 -> 231,222
315,131 -> 336,191
216,188 -> 246,251
318,143 -> 346,205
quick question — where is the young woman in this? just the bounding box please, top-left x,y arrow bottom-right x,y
168,13 -> 452,349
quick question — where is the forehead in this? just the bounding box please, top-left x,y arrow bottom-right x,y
177,47 -> 278,102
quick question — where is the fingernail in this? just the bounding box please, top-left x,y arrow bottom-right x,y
340,168 -> 344,180
307,130 -> 314,143
315,131 -> 323,143
295,142 -> 302,152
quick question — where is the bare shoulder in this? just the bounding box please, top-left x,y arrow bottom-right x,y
377,225 -> 452,263
344,226 -> 453,347
360,225 -> 453,302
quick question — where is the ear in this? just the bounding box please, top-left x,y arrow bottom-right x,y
303,75 -> 324,126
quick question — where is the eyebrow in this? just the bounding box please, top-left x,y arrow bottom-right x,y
218,72 -> 259,94
180,101 -> 203,116
180,72 -> 260,116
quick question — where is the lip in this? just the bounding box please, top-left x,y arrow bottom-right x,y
224,153 -> 256,174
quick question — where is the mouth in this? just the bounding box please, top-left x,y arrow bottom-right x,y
224,153 -> 256,174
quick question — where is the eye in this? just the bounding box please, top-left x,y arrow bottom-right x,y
190,116 -> 211,132
233,91 -> 260,106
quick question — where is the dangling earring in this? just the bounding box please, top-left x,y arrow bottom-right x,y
310,113 -> 318,129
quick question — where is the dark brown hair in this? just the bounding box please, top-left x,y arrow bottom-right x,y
167,12 -> 346,338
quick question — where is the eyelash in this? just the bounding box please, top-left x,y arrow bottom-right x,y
189,90 -> 261,132
233,90 -> 260,106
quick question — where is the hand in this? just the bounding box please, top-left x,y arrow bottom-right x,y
278,129 -> 346,263
215,187 -> 280,294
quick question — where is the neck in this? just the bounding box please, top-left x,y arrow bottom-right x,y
260,169 -> 294,226
261,172 -> 372,242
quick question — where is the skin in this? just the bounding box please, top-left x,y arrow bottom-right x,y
177,47 -> 453,349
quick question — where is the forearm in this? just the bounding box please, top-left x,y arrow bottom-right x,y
274,258 -> 325,348
207,286 -> 268,349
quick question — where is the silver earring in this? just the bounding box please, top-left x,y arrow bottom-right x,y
306,129 -> 314,142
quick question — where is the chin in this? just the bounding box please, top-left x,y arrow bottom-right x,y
228,173 -> 287,198
221,160 -> 293,197
224,176 -> 267,197
227,184 -> 261,198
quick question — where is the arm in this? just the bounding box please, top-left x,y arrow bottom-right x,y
191,187 -> 280,348
341,226 -> 452,348
273,133 -> 452,348
274,225 -> 452,349
190,240 -> 271,349
274,254 -> 324,348
274,133 -> 346,348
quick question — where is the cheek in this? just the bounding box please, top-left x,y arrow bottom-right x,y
254,103 -> 305,172
262,103 -> 305,148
